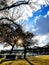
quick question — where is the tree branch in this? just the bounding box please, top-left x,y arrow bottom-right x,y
0,17 -> 13,22
0,24 -> 13,30
0,17 -> 23,29
0,1 -> 29,11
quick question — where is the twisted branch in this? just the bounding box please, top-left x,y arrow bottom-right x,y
0,1 -> 29,11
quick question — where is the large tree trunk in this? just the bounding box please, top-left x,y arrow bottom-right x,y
24,48 -> 27,59
10,40 -> 16,54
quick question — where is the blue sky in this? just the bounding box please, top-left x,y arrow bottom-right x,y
25,5 -> 49,35
23,5 -> 49,47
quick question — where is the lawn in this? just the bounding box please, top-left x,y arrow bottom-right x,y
0,55 -> 49,65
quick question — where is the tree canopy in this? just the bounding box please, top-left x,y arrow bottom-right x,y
0,0 -> 49,53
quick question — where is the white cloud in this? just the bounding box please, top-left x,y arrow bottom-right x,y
3,46 -> 12,50
44,11 -> 49,18
44,14 -> 47,18
0,0 -> 49,23
32,28 -> 39,32
34,15 -> 41,24
23,24 -> 30,32
33,33 -> 49,47
0,0 -> 41,22
47,11 -> 49,15
37,0 -> 46,5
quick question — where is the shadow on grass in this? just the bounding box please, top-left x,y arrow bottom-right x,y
0,55 -> 34,65
24,58 -> 34,65
0,55 -> 16,64
0,58 -> 14,64
0,58 -> 34,65
0,59 -> 34,65
0,60 -> 11,65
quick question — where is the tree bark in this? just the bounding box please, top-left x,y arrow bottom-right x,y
24,48 -> 27,59
10,40 -> 16,54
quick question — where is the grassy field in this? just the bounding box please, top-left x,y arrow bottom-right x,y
0,55 -> 49,65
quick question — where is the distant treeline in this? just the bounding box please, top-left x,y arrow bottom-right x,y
0,47 -> 49,55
